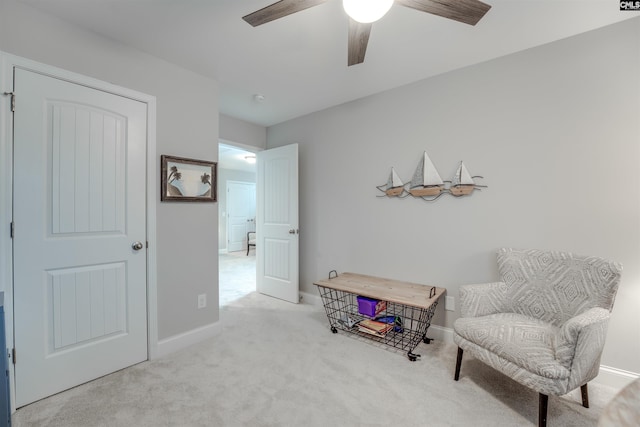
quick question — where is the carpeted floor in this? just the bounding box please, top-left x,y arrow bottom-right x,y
13,292 -> 617,426
219,252 -> 255,306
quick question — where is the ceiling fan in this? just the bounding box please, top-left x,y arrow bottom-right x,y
243,0 -> 492,66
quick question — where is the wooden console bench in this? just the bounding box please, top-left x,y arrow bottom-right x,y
314,272 -> 445,361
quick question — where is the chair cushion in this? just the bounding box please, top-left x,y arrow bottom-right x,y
497,248 -> 622,327
454,313 -> 570,380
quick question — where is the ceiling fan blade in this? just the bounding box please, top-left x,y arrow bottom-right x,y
243,0 -> 328,27
396,0 -> 491,26
348,19 -> 372,66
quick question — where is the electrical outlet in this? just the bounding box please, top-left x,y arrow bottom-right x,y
445,296 -> 455,312
198,293 -> 207,309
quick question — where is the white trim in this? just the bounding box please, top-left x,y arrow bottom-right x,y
595,365 -> 640,390
429,325 -> 638,392
156,323 -> 219,358
426,324 -> 455,343
0,51 -> 158,408
146,98 -> 159,360
0,51 -> 15,415
300,290 -> 322,307
219,138 -> 264,155
303,290 -> 639,393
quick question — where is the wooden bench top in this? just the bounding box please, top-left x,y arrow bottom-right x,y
314,272 -> 445,310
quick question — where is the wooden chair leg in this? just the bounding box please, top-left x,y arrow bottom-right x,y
454,347 -> 463,381
581,384 -> 589,408
539,393 -> 548,427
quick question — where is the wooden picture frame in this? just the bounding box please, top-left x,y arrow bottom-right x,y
161,155 -> 217,202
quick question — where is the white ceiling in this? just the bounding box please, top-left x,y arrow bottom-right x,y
19,0 -> 639,127
218,144 -> 257,173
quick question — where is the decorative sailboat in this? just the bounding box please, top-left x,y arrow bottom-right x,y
449,161 -> 476,196
409,151 -> 444,197
382,167 -> 405,196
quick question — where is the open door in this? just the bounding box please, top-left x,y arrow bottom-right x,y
256,144 -> 299,303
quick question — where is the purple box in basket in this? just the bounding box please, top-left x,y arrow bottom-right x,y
357,296 -> 387,317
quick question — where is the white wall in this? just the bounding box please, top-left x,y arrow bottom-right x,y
0,0 -> 219,341
220,114 -> 267,150
268,18 -> 640,376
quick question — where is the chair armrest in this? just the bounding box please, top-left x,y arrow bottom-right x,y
459,281 -> 510,318
556,307 -> 611,389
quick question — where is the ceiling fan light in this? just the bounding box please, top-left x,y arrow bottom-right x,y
343,0 -> 393,23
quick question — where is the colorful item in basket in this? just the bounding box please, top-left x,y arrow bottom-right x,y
357,319 -> 393,337
356,296 -> 387,317
375,315 -> 404,333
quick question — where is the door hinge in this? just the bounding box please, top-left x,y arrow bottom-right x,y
11,348 -> 15,365
9,222 -> 14,239
146,241 -> 149,248
4,92 -> 15,112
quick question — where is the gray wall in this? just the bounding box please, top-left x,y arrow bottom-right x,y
0,0 -> 220,340
267,18 -> 640,375
218,168 -> 257,251
220,114 -> 267,150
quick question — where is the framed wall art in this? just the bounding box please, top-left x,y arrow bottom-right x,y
161,155 -> 217,202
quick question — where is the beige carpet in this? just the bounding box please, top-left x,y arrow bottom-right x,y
13,292 -> 617,426
219,252 -> 255,306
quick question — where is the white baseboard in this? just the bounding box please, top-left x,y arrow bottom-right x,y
302,293 -> 639,393
300,290 -> 322,306
433,325 -> 638,392
594,365 -> 639,390
155,323 -> 219,358
426,325 -> 638,392
426,324 -> 454,343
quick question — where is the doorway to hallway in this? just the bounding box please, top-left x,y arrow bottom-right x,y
218,143 -> 257,306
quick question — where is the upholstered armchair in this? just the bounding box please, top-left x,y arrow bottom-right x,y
453,248 -> 622,427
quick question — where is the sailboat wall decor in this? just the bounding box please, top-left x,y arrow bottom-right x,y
376,152 -> 486,201
409,152 -> 444,197
377,167 -> 406,197
450,161 -> 477,196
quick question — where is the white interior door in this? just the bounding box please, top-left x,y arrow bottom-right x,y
12,68 -> 148,407
227,181 -> 256,252
256,144 -> 299,303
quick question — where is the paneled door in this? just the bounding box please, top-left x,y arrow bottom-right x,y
256,144 -> 299,303
12,68 -> 148,407
227,181 -> 256,252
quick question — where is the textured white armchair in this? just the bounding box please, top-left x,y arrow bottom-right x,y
453,248 -> 622,427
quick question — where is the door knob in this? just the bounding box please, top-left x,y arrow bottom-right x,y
288,229 -> 295,234
132,241 -> 144,251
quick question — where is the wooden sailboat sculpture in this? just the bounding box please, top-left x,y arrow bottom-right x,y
409,151 -> 444,197
449,161 -> 476,196
382,167 -> 405,196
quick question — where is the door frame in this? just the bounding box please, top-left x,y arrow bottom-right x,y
218,139 -> 261,254
0,52 -> 158,412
